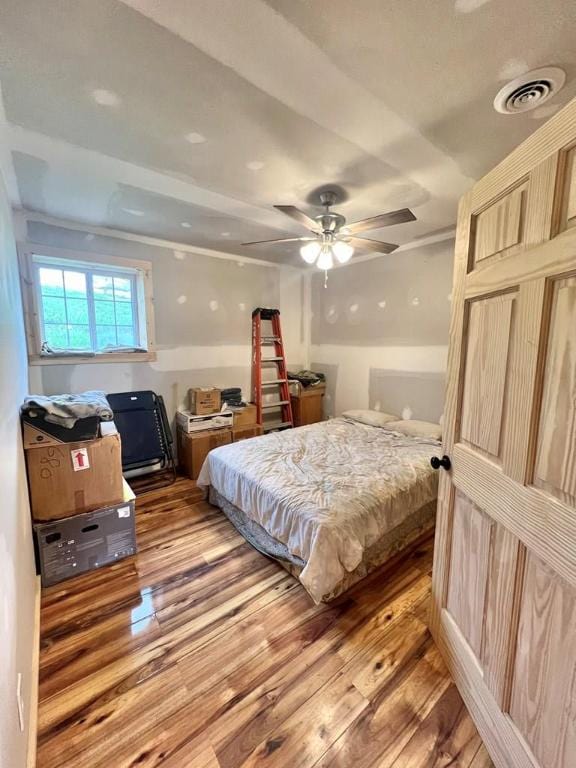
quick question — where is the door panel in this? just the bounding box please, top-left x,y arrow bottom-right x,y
473,184 -> 527,265
480,526 -> 523,708
431,99 -> 576,768
561,146 -> 576,230
534,275 -> 576,505
446,490 -> 493,657
446,503 -> 525,707
509,552 -> 576,768
501,279 -> 547,483
460,293 -> 516,459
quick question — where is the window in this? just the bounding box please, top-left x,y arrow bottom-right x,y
20,247 -> 155,364
37,265 -> 140,352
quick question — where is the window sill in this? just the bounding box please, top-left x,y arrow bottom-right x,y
28,350 -> 157,365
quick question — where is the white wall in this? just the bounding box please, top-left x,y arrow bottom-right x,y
0,178 -> 36,767
25,222 -> 308,419
24,221 -> 453,426
310,239 -> 454,421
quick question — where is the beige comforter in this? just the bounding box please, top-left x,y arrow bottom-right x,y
197,418 -> 440,602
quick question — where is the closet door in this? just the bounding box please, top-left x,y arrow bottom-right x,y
431,99 -> 576,768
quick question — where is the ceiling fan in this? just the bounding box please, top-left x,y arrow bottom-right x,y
242,191 -> 416,270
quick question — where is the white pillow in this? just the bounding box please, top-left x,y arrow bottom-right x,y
385,419 -> 442,440
342,409 -> 399,428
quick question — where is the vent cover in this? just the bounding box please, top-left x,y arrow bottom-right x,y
494,67 -> 566,114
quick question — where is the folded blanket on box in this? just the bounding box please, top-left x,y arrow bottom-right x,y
21,391 -> 114,428
221,387 -> 244,406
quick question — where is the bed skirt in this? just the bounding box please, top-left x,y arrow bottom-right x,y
208,486 -> 436,602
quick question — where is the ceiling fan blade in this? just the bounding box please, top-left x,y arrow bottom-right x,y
343,208 -> 416,235
241,236 -> 316,246
274,205 -> 320,232
349,237 -> 399,255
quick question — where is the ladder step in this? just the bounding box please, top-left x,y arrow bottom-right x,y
262,357 -> 283,362
261,379 -> 287,386
261,400 -> 290,409
261,336 -> 281,343
263,421 -> 293,432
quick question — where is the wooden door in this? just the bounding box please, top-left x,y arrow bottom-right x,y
431,98 -> 576,768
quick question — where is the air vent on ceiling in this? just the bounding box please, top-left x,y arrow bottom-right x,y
493,67 -> 566,114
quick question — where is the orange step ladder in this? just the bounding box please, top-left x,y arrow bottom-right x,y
251,308 -> 294,432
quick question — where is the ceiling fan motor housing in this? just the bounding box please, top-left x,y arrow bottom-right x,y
315,212 -> 346,233
316,190 -> 346,233
319,190 -> 338,207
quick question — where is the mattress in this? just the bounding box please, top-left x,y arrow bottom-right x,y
197,417 -> 441,603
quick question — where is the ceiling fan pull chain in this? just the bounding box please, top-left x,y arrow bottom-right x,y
324,269 -> 329,288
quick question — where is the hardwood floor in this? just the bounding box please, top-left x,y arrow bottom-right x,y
37,477 -> 493,768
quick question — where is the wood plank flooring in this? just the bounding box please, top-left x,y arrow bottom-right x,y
36,477 -> 493,768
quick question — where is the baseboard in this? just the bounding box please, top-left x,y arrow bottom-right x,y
27,576 -> 41,768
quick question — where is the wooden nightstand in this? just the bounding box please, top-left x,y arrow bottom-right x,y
289,383 -> 326,427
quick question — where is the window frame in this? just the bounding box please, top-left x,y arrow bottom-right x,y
19,244 -> 156,365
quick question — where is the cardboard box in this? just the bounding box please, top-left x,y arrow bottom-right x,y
177,427 -> 232,480
232,424 -> 263,442
34,480 -> 136,587
26,434 -> 124,521
22,414 -> 101,448
188,387 -> 221,415
231,404 -> 258,427
176,409 -> 233,433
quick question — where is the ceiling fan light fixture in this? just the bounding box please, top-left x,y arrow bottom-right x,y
316,246 -> 334,271
332,240 -> 354,264
300,241 -> 321,264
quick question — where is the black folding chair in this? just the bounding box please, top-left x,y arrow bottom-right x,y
107,390 -> 176,494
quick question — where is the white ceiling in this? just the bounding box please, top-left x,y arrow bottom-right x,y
1,0 -> 575,265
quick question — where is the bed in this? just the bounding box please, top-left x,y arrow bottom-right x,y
197,417 -> 442,603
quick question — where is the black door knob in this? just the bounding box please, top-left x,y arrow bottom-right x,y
431,455 -> 451,471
